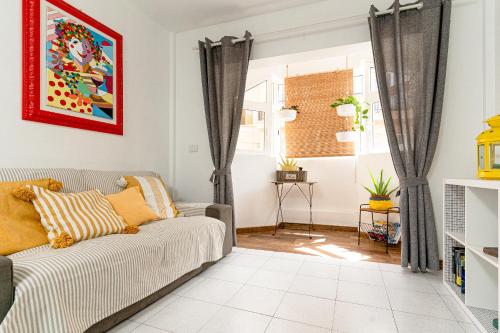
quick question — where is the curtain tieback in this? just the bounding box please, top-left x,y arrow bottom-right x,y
209,168 -> 231,184
400,176 -> 428,188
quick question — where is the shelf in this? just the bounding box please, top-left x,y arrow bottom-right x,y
445,178 -> 500,190
469,245 -> 499,269
468,306 -> 498,333
446,231 -> 466,245
445,280 -> 465,304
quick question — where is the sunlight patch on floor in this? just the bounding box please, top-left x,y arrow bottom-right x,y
295,244 -> 371,262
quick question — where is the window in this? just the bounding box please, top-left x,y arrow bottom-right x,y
237,78 -> 273,153
238,109 -> 266,151
369,67 -> 378,92
244,81 -> 267,103
353,75 -> 364,97
366,101 -> 389,152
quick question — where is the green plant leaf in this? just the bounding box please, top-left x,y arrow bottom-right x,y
363,185 -> 376,196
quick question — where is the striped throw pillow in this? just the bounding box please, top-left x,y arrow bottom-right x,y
29,186 -> 137,248
124,176 -> 178,219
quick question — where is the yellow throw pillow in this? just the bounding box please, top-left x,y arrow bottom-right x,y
124,176 -> 178,219
28,186 -> 138,249
106,187 -> 159,226
0,179 -> 62,255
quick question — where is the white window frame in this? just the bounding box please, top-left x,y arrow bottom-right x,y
237,77 -> 275,155
358,63 -> 389,155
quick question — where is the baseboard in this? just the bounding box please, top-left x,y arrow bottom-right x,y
236,223 -> 358,234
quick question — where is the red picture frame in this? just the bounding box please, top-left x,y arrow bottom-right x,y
22,0 -> 123,135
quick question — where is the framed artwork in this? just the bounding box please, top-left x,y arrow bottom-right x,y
22,0 -> 123,135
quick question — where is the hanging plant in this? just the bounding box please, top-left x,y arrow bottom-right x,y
330,96 -> 369,132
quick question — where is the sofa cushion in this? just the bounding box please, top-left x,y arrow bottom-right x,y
0,179 -> 61,255
124,176 -> 178,219
0,168 -> 85,193
106,187 -> 159,226
1,216 -> 225,333
29,187 -> 136,248
82,169 -> 159,195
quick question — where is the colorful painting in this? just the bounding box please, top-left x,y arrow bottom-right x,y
23,0 -> 123,135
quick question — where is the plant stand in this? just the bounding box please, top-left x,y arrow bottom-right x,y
272,181 -> 316,239
357,204 -> 400,254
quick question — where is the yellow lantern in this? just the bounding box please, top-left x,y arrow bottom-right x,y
477,115 -> 500,179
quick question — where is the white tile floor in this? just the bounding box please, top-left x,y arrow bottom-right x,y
108,247 -> 481,333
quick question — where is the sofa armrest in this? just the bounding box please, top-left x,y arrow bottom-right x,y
205,204 -> 233,256
0,256 -> 13,324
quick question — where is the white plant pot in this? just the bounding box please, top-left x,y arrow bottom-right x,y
335,104 -> 356,117
336,131 -> 357,142
278,108 -> 297,122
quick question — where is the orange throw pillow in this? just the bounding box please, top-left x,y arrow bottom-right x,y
0,179 -> 62,255
106,187 -> 159,226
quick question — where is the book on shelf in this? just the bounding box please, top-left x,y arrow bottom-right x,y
452,246 -> 465,293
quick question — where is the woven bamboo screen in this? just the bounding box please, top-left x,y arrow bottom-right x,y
285,70 -> 354,158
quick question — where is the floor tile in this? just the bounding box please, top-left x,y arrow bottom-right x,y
131,325 -> 169,333
340,260 -> 381,271
145,297 -> 220,333
441,295 -> 472,323
382,271 -> 436,293
289,275 -> 338,300
200,263 -> 257,284
232,247 -> 248,253
183,278 -> 243,305
262,258 -> 303,274
107,320 -> 141,333
247,269 -> 296,291
298,262 -> 340,279
336,280 -> 390,309
129,294 -> 179,323
387,288 -> 454,320
171,276 -> 205,296
199,307 -> 271,333
222,253 -> 270,268
332,301 -> 397,333
379,263 -> 412,273
272,251 -> 308,262
244,248 -> 275,257
265,318 -> 331,333
226,285 -> 285,316
305,255 -> 343,265
394,311 -> 464,333
339,266 -> 383,285
275,293 -> 334,328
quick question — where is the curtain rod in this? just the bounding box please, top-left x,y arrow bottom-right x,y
194,37 -> 254,51
374,3 -> 423,16
193,2 -> 428,51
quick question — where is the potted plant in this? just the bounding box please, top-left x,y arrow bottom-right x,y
330,96 -> 369,142
279,157 -> 298,171
363,170 -> 399,211
278,105 -> 299,122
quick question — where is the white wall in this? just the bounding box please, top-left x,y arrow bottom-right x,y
174,0 -> 492,258
0,0 -> 171,179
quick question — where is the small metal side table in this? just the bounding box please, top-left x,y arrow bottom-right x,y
358,204 -> 400,254
272,181 -> 317,239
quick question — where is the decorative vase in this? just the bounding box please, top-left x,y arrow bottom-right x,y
336,131 -> 357,142
369,196 -> 393,211
336,104 -> 356,117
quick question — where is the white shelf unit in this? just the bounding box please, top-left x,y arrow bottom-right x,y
444,179 -> 500,333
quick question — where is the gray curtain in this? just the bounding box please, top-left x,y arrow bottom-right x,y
368,0 -> 451,272
199,32 -> 253,246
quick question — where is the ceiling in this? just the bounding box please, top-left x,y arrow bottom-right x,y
125,0 -> 326,32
